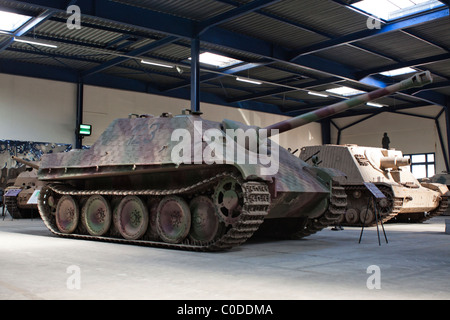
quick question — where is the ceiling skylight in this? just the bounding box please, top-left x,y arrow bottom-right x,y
380,67 -> 417,76
326,86 -> 366,97
351,0 -> 445,21
189,52 -> 242,68
0,11 -> 31,32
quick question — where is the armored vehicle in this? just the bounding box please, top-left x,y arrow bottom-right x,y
300,144 -> 449,225
32,71 -> 432,251
4,157 -> 43,219
424,172 -> 450,216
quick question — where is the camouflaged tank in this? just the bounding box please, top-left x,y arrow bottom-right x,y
300,144 -> 449,226
4,157 -> 43,219
34,71 -> 432,251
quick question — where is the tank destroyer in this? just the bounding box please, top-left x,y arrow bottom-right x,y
300,144 -> 449,225
31,71 -> 433,251
422,172 -> 450,216
4,157 -> 43,219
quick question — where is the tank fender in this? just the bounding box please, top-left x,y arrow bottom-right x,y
420,182 -> 450,196
303,166 -> 347,187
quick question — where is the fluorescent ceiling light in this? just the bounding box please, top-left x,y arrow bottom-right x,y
326,86 -> 366,97
308,91 -> 328,97
351,0 -> 444,21
367,102 -> 385,108
14,37 -> 58,48
380,67 -> 416,77
0,11 -> 31,32
236,77 -> 262,85
189,52 -> 242,68
141,59 -> 173,68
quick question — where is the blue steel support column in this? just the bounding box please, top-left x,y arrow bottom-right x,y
445,97 -> 450,171
191,37 -> 200,113
75,81 -> 84,149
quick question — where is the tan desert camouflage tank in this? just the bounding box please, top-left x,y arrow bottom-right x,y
4,157 -> 43,219
425,172 -> 450,216
30,71 -> 432,251
300,144 -> 449,225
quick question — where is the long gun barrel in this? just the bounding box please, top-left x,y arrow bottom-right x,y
264,71 -> 433,136
11,156 -> 40,170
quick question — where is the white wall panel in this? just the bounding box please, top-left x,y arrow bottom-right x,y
0,74 -> 77,145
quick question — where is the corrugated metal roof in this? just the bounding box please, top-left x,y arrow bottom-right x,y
312,45 -> 394,71
220,12 -> 328,50
111,0 -> 234,21
264,0 -> 369,36
357,30 -> 448,61
0,0 -> 447,117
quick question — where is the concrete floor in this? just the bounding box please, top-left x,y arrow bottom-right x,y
0,212 -> 449,300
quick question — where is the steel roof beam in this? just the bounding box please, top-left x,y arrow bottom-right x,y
8,0 -> 449,110
289,7 -> 450,60
197,0 -> 282,35
357,53 -> 450,79
81,36 -> 178,78
15,0 -> 196,37
0,8 -> 56,53
163,62 -> 265,92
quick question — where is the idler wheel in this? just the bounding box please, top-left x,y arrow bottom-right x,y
360,208 -> 375,226
115,196 -> 148,240
56,195 -> 79,234
156,196 -> 191,244
345,208 -> 360,224
213,177 -> 243,226
189,196 -> 220,242
39,185 -> 57,215
81,195 -> 112,236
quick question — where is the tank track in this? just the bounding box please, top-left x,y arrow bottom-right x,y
37,172 -> 270,252
290,183 -> 347,239
4,195 -> 22,219
394,196 -> 449,223
259,182 -> 347,239
340,185 -> 402,227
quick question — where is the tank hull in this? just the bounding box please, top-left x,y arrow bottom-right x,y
36,115 -> 346,251
428,173 -> 450,216
300,144 -> 449,226
4,169 -> 42,219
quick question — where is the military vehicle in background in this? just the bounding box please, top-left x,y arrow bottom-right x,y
4,157 -> 43,219
423,172 -> 450,216
300,144 -> 449,225
26,71 -> 433,251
